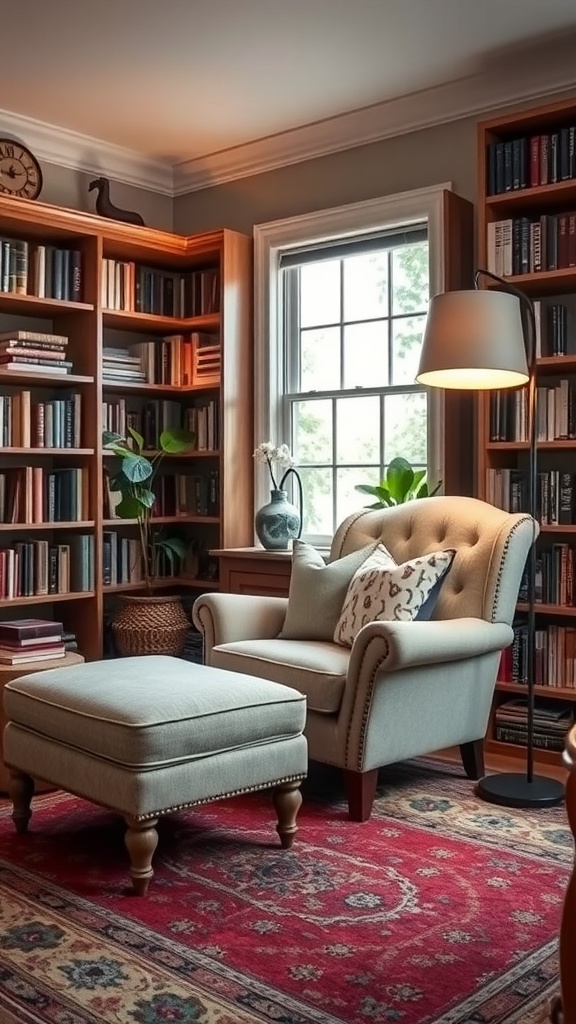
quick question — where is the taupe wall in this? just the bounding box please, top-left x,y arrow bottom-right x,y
34,162 -> 173,232
174,117 -> 477,237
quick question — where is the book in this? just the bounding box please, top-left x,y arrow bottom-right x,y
0,637 -> 63,650
0,331 -> 68,344
0,618 -> 63,642
0,648 -> 66,665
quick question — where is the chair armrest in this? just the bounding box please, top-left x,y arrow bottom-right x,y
193,593 -> 288,652
348,617 -> 513,680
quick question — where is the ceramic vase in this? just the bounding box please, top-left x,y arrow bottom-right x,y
255,488 -> 301,551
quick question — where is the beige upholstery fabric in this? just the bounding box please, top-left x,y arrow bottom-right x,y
193,497 -> 536,820
279,540 -> 376,641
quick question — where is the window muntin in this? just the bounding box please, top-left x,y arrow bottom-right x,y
282,235 -> 429,541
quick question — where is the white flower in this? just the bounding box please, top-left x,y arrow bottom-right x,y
253,441 -> 297,489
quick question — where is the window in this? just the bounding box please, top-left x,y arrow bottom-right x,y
282,228 -> 428,539
254,185 -> 452,544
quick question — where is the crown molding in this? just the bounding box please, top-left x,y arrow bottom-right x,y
2,38 -> 576,199
173,42 -> 576,195
0,107 -> 174,195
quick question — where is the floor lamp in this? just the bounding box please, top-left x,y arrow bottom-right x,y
416,269 -> 564,808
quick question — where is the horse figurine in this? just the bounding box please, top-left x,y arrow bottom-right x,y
88,177 -> 146,227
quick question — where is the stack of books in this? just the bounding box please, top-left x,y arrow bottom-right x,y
102,346 -> 146,384
0,330 -> 73,376
0,618 -> 66,666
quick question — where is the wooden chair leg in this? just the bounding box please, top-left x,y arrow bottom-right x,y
8,769 -> 34,834
460,739 -> 485,780
124,816 -> 159,895
343,768 -> 378,822
272,780 -> 303,849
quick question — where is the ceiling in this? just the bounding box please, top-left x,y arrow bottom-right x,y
2,0 -> 576,165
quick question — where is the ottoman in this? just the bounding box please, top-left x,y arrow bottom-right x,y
2,655 -> 308,895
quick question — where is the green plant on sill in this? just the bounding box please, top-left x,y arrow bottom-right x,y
355,456 -> 441,508
102,426 -> 195,591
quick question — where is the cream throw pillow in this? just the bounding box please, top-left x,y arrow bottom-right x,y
279,540 -> 377,642
334,543 -> 455,647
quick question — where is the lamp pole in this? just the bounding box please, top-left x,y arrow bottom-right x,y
473,269 -> 563,808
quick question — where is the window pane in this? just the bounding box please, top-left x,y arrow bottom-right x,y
292,399 -> 333,464
343,321 -> 388,389
300,467 -> 333,536
391,314 -> 427,385
301,327 -> 340,391
343,252 -> 388,322
391,242 -> 429,315
336,466 -> 379,525
300,261 -> 340,328
336,395 -> 380,464
384,392 -> 427,465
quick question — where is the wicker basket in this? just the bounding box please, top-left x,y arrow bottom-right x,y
112,595 -> 189,657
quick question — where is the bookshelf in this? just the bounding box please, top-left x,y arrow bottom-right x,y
0,194 -> 253,661
478,98 -> 576,771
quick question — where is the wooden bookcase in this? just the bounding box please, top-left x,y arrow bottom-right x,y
477,98 -> 576,771
0,195 -> 253,660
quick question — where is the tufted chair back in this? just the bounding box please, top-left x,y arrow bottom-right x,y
330,496 -> 536,627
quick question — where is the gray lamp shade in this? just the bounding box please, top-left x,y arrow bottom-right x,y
416,289 -> 529,390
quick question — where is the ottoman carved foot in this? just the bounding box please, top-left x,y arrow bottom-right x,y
8,769 -> 34,833
273,780 -> 303,849
124,816 -> 159,895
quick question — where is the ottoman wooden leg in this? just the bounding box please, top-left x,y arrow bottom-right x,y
8,770 -> 34,834
124,816 -> 159,895
273,780 -> 303,849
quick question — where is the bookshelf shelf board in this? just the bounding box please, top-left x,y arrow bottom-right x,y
496,680 -> 576,699
538,356 -> 576,373
0,371 -> 94,387
517,602 -> 576,616
485,738 -> 562,766
487,440 -> 576,450
0,293 -> 94,317
0,590 -> 95,608
102,380 -> 219,396
539,525 -> 576,534
102,515 -> 219,527
0,521 -> 95,531
102,449 -> 219,459
103,576 -> 220,594
486,179 -> 576,211
0,448 -> 94,456
486,267 -> 576,297
102,310 -> 220,334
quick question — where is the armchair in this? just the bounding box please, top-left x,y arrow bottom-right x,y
193,496 -> 536,821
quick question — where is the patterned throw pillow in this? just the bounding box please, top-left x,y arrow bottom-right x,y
334,543 -> 455,647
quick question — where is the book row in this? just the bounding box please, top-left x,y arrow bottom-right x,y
101,259 -> 220,318
0,239 -> 82,301
102,332 -> 219,387
500,621 -> 576,689
102,396 -> 219,452
489,377 -> 576,442
104,469 -> 219,519
0,391 -> 82,448
487,128 -> 576,195
495,698 -> 573,752
487,468 -> 576,526
487,214 -> 576,277
0,535 -> 94,599
518,543 -> 576,606
102,532 -> 200,586
0,466 -> 87,524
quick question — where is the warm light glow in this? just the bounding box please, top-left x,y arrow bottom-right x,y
416,366 -> 529,390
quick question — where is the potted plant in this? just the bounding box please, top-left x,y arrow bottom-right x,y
103,425 -> 195,656
355,456 -> 441,507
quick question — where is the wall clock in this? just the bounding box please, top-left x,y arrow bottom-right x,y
0,139 -> 43,200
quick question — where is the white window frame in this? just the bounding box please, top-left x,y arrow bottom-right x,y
253,183 -> 453,525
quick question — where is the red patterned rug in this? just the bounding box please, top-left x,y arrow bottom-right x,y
0,758 -> 570,1024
